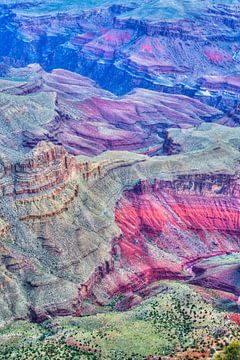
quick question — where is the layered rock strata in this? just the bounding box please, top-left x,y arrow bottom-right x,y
0,124 -> 239,322
0,66 -> 224,157
0,0 -> 239,111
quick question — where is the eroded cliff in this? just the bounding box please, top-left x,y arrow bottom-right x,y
0,123 -> 239,322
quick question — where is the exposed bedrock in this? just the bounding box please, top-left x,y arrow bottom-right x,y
89,175 -> 240,304
0,66 -> 224,157
0,141 -> 76,197
0,123 -> 239,322
0,1 -> 239,111
189,255 -> 240,297
163,122 -> 240,155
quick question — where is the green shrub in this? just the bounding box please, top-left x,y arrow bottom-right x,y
214,340 -> 240,360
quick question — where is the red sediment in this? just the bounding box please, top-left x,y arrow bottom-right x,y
91,176 -> 240,301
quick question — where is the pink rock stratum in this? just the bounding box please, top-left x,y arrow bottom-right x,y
0,3 -> 240,358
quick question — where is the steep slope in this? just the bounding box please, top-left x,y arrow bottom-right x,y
0,123 -> 239,323
1,282 -> 240,359
0,0 -> 239,111
0,1 -> 240,358
0,65 -> 223,156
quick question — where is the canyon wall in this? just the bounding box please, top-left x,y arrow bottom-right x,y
0,66 -> 223,157
0,1 -> 239,111
0,123 -> 239,322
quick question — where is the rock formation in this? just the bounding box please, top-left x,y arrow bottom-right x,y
0,123 -> 238,323
0,0 -> 239,109
0,1 -> 239,337
0,65 -> 223,157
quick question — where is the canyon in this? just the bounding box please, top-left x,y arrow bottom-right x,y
0,1 -> 239,108
0,1 -> 240,358
0,122 -> 239,323
0,64 -> 224,157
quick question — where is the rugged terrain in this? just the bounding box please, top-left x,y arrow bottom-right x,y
0,122 -> 239,326
1,282 -> 240,359
1,0 -> 240,105
0,65 -> 223,157
0,0 -> 240,359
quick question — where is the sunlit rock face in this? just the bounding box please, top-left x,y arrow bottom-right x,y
0,123 -> 238,323
9,127 -> 240,321
115,175 -> 240,268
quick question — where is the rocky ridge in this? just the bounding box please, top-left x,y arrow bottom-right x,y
0,0 -> 240,330
0,123 -> 239,322
0,65 -> 224,157
0,0 -> 239,110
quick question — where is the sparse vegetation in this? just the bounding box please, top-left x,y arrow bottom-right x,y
0,282 -> 239,359
214,340 -> 240,360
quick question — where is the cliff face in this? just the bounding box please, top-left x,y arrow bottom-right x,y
0,141 -> 75,197
0,1 -> 239,111
116,175 -> 240,261
0,123 -> 239,323
88,175 -> 240,304
0,66 -> 223,157
0,0 -> 239,326
0,0 -> 239,160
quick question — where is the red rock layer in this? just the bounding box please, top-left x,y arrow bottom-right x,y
116,177 -> 240,259
89,175 -> 240,302
4,66 -> 221,156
